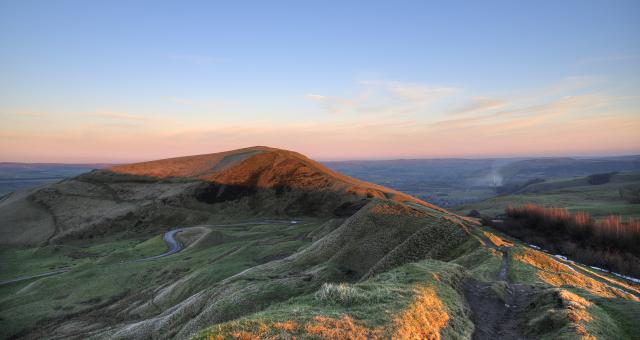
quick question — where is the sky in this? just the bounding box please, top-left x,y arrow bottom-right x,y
1,0 -> 639,163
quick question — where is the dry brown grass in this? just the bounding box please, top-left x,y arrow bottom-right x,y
513,247 -> 569,273
204,285 -> 451,340
304,315 -> 384,339
206,315 -> 383,340
557,289 -> 596,340
483,231 -> 513,247
109,146 -> 442,209
578,266 -> 640,295
391,286 -> 449,340
272,320 -> 297,331
110,146 -> 262,178
513,248 -> 638,301
370,203 -> 427,217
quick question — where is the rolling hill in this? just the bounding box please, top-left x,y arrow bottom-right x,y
455,171 -> 640,219
0,146 -> 435,246
0,163 -> 108,196
0,147 -> 638,339
325,155 -> 640,208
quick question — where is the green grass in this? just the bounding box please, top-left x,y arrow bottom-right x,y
455,175 -> 640,219
593,296 -> 640,339
0,219 -> 326,339
3,206 -> 639,339
450,240 -> 502,282
505,244 -> 640,339
0,234 -> 169,281
195,259 -> 473,339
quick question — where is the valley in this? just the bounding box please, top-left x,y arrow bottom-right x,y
0,147 -> 638,339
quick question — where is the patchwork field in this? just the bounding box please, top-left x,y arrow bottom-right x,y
455,172 -> 640,219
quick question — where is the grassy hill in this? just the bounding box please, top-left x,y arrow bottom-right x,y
0,163 -> 108,196
326,155 -> 640,208
1,148 -> 639,339
455,172 -> 640,219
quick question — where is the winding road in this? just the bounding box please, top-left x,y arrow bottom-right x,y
0,220 -> 301,286
132,228 -> 186,262
0,268 -> 71,286
0,229 -> 188,286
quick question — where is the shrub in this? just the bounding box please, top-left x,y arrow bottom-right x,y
586,172 -> 617,185
619,185 -> 640,204
497,204 -> 640,277
467,210 -> 481,218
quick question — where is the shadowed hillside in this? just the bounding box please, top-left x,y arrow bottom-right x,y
0,147 -> 439,246
108,146 -> 430,205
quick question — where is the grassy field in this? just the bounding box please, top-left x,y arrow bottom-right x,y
455,172 -> 640,218
0,163 -> 105,196
195,259 -> 474,339
0,219 -> 325,338
193,223 -> 640,339
2,197 -> 639,339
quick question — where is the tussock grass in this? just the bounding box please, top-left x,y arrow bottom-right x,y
451,242 -> 502,282
196,259 -> 473,340
512,247 -> 637,301
314,283 -> 369,306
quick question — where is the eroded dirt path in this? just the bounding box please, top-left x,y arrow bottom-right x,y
464,232 -> 532,340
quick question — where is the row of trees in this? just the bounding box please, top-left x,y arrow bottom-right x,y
496,204 -> 640,277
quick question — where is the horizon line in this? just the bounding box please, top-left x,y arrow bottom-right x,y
2,152 -> 639,166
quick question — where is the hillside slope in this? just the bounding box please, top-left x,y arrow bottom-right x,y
456,172 -> 640,218
1,147 -> 638,340
0,147 -> 438,245
108,146 -> 426,202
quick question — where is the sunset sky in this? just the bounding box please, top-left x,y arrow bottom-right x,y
1,1 -> 639,162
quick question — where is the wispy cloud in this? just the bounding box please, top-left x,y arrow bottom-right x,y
305,94 -> 327,102
306,80 -> 457,115
382,81 -> 457,104
450,97 -> 507,115
96,112 -> 151,122
2,76 -> 638,162
431,93 -> 611,137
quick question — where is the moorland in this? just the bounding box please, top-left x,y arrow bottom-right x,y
0,147 -> 638,339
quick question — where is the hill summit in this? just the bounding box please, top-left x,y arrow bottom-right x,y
0,146 -> 437,245
108,146 -> 431,206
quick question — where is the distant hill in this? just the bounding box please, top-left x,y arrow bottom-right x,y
0,163 -> 109,196
326,155 -> 640,207
497,156 -> 640,183
455,171 -> 640,219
